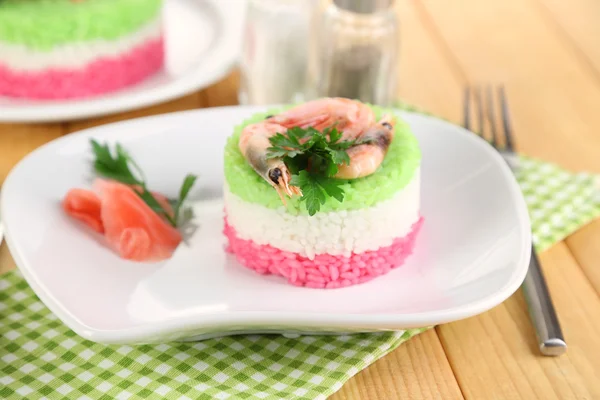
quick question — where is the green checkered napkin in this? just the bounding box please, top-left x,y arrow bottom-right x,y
0,276 -> 427,400
515,157 -> 600,251
2,119 -> 600,400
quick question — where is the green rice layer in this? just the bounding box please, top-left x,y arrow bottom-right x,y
0,0 -> 162,51
224,104 -> 421,215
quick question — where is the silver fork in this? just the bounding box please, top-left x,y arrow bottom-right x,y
464,86 -> 567,356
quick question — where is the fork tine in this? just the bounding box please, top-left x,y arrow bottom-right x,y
463,87 -> 471,130
499,86 -> 515,151
486,86 -> 498,147
475,86 -> 484,136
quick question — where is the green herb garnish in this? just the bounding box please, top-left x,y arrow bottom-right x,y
90,139 -> 197,227
267,126 -> 367,216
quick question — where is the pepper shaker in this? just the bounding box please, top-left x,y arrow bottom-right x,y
305,0 -> 400,105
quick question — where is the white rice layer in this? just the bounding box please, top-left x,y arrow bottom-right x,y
224,169 -> 421,258
0,17 -> 162,72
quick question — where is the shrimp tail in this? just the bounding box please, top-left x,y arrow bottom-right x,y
274,185 -> 288,206
269,167 -> 303,204
274,182 -> 302,205
333,114 -> 396,180
288,184 -> 303,197
379,114 -> 396,131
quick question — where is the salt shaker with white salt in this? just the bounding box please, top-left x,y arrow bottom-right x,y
238,0 -> 314,105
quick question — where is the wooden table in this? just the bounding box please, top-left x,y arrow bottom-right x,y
2,0 -> 600,398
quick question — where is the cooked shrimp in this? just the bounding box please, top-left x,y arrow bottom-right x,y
239,120 -> 303,204
270,97 -> 375,140
239,98 -> 387,202
334,115 -> 396,179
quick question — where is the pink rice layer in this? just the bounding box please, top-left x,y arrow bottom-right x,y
0,38 -> 164,100
224,217 -> 423,289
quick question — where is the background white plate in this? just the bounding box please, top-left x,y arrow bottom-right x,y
0,0 -> 246,123
1,106 -> 532,344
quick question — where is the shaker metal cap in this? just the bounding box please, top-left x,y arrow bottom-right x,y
333,0 -> 395,13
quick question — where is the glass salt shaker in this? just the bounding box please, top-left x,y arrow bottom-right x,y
238,0 -> 314,105
305,0 -> 399,106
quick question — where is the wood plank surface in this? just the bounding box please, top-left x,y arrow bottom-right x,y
0,123 -> 64,182
331,1 -> 467,396
520,0 -> 600,339
438,244 -> 600,400
64,92 -> 203,133
532,0 -> 600,298
332,330 -> 464,400
533,0 -> 600,78
417,0 -> 600,172
566,220 -> 600,296
200,69 -> 241,108
1,0 -> 599,398
415,0 -> 600,398
0,123 -> 65,274
394,0 -> 464,121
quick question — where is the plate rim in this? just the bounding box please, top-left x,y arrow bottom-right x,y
1,106 -> 532,344
0,0 -> 246,123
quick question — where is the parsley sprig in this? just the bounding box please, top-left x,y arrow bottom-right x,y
266,126 -> 366,216
90,139 -> 197,227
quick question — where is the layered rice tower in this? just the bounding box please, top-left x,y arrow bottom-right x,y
223,104 -> 423,289
0,0 -> 164,100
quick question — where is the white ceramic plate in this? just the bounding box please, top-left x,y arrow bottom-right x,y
1,106 -> 532,344
0,0 -> 245,123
